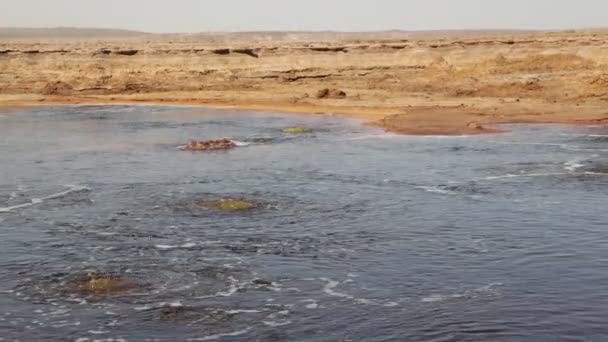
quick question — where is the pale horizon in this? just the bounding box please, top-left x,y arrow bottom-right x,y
1,0 -> 607,33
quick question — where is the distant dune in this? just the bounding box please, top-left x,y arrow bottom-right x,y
0,27 -> 150,38
0,27 -> 547,40
167,29 -> 545,43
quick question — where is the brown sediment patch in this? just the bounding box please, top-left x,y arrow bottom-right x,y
576,117 -> 608,125
379,107 -> 504,136
180,139 -> 237,151
40,81 -> 73,96
487,53 -> 595,74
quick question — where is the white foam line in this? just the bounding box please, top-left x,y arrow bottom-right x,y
421,294 -> 465,303
320,278 -> 398,307
263,320 -> 292,327
225,309 -> 261,314
0,185 -> 89,213
195,276 -> 241,299
415,186 -> 457,195
564,160 -> 585,172
422,283 -> 504,303
483,172 -> 572,180
321,278 -> 354,300
188,328 -> 252,341
155,245 -> 178,250
485,140 -> 583,151
585,172 -> 608,176
155,242 -> 197,250
232,140 -> 251,147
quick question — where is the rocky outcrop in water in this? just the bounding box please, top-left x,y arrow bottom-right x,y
180,139 -> 237,151
48,273 -> 135,296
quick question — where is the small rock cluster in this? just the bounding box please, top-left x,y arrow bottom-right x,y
180,139 -> 237,151
316,88 -> 347,99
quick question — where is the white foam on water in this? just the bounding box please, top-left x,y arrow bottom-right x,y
155,245 -> 178,250
50,320 -> 81,328
486,140 -> 574,149
263,320 -> 292,327
135,301 -> 183,312
304,300 -> 319,309
421,294 -> 464,303
415,186 -> 457,195
134,305 -> 154,312
196,276 -> 243,299
584,171 -> 608,176
320,278 -> 399,307
422,283 -> 504,303
483,172 -> 571,181
321,278 -> 352,299
155,242 -> 197,250
164,301 -> 184,307
232,140 -> 251,147
87,330 -> 110,335
188,328 -> 252,341
0,185 -> 90,213
225,309 -> 261,314
564,160 -> 585,172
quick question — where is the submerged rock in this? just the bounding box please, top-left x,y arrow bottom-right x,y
159,305 -> 196,321
252,279 -> 272,286
197,198 -> 258,212
282,127 -> 312,134
207,310 -> 237,322
49,273 -> 135,296
180,139 -> 237,151
250,137 -> 275,144
588,166 -> 608,174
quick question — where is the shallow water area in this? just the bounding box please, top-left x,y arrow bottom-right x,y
1,106 -> 608,341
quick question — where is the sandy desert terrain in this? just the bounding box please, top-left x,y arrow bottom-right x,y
1,28 -> 608,134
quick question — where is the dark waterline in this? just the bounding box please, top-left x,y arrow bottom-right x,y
1,106 -> 607,341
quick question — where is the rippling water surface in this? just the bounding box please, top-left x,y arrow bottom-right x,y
1,106 -> 608,341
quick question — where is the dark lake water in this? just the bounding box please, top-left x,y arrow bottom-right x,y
1,106 -> 607,341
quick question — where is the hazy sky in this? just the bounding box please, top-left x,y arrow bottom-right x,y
1,0 -> 607,32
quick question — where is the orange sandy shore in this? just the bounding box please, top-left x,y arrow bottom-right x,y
1,94 -> 606,136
